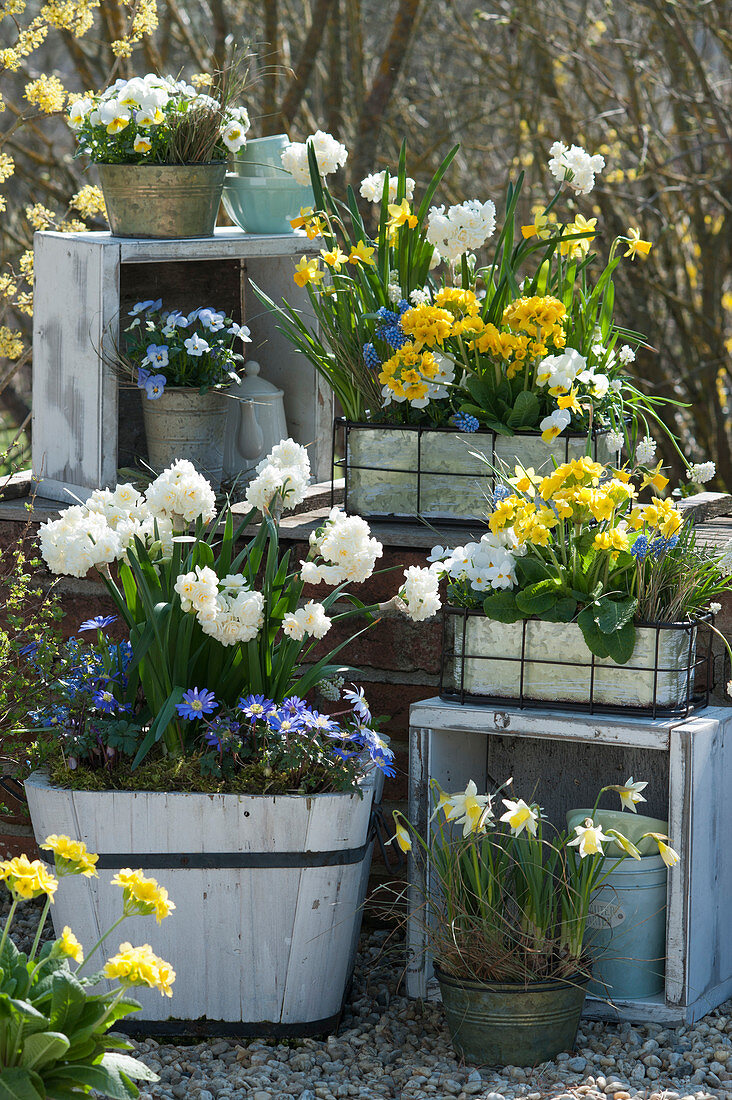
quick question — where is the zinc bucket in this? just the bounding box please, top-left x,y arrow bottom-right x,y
434,966 -> 587,1066
142,386 -> 228,487
567,809 -> 668,1000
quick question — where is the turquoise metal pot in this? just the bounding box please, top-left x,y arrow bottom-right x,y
233,134 -> 292,178
567,808 -> 668,1000
435,966 -> 588,1067
222,175 -> 315,235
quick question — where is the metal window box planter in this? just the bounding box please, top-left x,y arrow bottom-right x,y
332,418 -> 616,525
439,608 -> 713,718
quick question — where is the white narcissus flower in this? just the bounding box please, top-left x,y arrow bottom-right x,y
426,199 -> 496,263
606,776 -> 648,813
144,460 -> 217,525
441,780 -> 493,837
548,141 -> 605,195
282,601 -> 331,641
499,798 -> 539,836
399,565 -> 441,622
568,818 -> 612,858
308,507 -> 383,585
246,439 -> 311,513
281,130 -> 347,185
359,170 -> 415,204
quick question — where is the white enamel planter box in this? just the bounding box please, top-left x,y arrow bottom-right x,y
442,613 -> 705,714
25,770 -> 377,1035
338,420 -> 616,522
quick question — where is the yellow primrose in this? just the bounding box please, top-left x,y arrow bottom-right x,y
593,525 -> 630,554
400,304 -> 454,350
434,287 -> 480,317
509,465 -> 540,496
587,490 -> 616,522
348,240 -> 376,266
640,461 -> 669,494
624,227 -> 653,261
387,199 -> 418,230
320,246 -> 348,271
111,868 -> 175,923
104,942 -> 175,997
0,855 -> 58,901
41,834 -> 98,878
489,497 -> 519,534
59,926 -> 84,963
499,798 -> 539,837
293,256 -> 325,288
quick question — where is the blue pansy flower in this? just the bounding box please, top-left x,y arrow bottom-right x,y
142,344 -> 169,369
144,374 -> 167,400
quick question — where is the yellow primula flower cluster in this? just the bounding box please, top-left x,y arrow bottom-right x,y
104,941 -> 175,997
71,184 -> 106,219
24,74 -> 67,114
434,286 -> 480,317
379,344 -> 439,403
0,854 -> 58,901
111,867 -> 176,923
466,295 -> 567,379
41,833 -> 99,877
630,497 -> 683,539
400,304 -> 454,350
59,925 -> 84,963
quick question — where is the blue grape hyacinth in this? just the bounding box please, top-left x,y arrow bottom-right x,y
451,412 -> 480,433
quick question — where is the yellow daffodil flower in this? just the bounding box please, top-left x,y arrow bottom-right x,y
348,240 -> 376,266
606,776 -> 648,813
642,832 -> 680,868
391,813 -> 412,853
624,227 -> 653,261
293,256 -> 325,288
387,198 -> 418,231
568,818 -> 612,858
521,212 -> 553,240
560,214 -> 597,257
59,926 -> 84,963
442,780 -> 493,837
320,246 -> 348,271
499,798 -> 539,837
290,206 -> 315,230
640,461 -> 669,493
557,387 -> 583,413
606,830 -> 642,860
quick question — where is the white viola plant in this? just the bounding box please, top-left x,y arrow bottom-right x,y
38,441 -> 436,789
122,298 -> 251,398
394,775 -> 678,983
68,71 -> 250,163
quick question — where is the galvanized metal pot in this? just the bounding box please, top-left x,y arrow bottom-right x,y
97,163 -> 226,238
435,965 -> 588,1066
142,386 -> 228,487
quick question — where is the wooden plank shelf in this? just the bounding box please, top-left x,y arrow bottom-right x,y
406,697 -> 732,1025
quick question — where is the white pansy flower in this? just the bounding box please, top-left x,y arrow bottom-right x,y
540,408 -> 571,443
68,98 -> 93,129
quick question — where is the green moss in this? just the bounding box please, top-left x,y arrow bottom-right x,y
48,755 -> 353,796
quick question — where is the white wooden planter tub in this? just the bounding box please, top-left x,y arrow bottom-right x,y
339,421 -> 617,523
25,770 -> 378,1036
443,613 -> 703,713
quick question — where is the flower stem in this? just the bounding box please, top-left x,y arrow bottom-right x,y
79,913 -> 128,972
28,896 -> 52,962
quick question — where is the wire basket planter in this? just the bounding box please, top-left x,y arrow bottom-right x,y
330,418 -> 617,526
439,607 -> 715,718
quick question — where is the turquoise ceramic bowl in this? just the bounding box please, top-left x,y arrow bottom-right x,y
222,175 -> 315,235
234,134 -> 290,173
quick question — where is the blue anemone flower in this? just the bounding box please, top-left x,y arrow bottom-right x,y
91,687 -> 119,714
78,615 -> 118,633
237,694 -> 276,723
176,687 -> 218,721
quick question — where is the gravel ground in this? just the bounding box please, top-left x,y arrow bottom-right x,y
3,896 -> 730,1099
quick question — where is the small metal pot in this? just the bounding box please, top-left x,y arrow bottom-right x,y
142,386 -> 228,487
97,163 -> 226,239
435,964 -> 588,1066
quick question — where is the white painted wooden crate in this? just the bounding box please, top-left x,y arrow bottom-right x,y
406,697 -> 732,1025
32,228 -> 330,502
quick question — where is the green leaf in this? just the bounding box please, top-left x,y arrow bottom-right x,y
0,1068 -> 44,1100
44,1062 -> 140,1100
508,391 -> 540,429
48,971 -> 85,1034
101,1052 -> 159,1083
577,605 -> 612,659
515,557 -> 553,586
538,597 -> 577,623
596,596 -> 638,635
19,1030 -> 70,1070
602,620 -> 637,665
515,579 -> 561,615
482,591 -> 524,623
